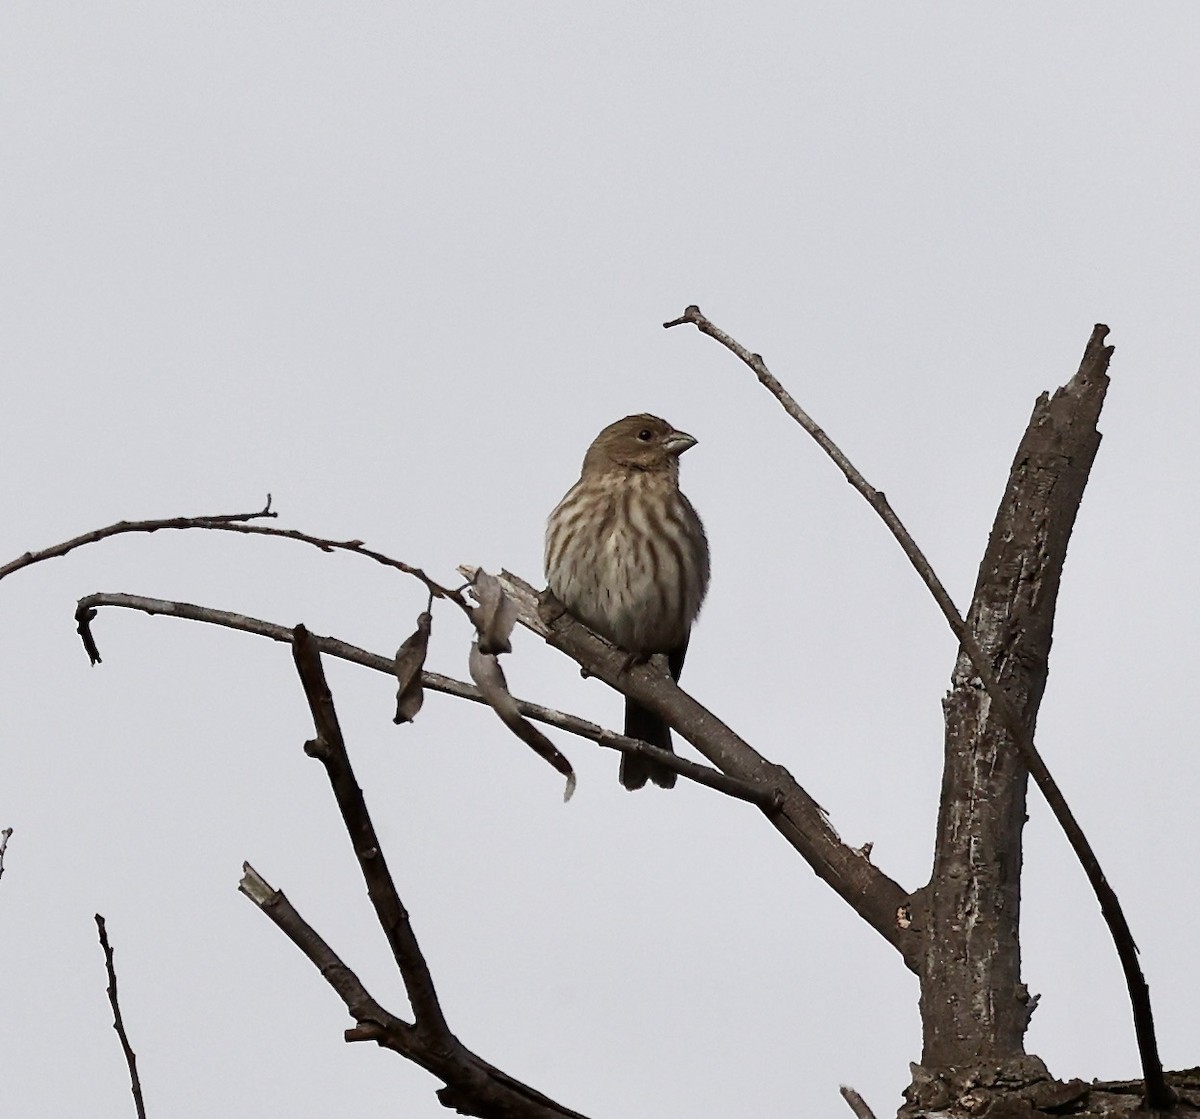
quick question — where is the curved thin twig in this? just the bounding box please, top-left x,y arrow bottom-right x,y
0,499 -> 276,581
73,593 -> 776,808
1,497 -> 470,612
247,631 -> 595,1116
664,305 -> 1170,1110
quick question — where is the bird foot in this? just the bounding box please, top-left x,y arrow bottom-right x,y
537,588 -> 566,626
617,650 -> 651,677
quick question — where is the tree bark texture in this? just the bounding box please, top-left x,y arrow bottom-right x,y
920,327 -> 1112,1068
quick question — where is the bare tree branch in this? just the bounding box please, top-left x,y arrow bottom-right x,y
494,572 -> 921,971
839,1084 -> 879,1119
196,522 -> 468,608
238,863 -> 419,1043
94,914 -> 148,1119
0,827 -> 11,882
1,496 -> 472,611
239,865 -> 592,1119
79,591 -> 921,1103
8,326 -> 1172,1111
11,495 -> 771,806
236,630 -> 594,1118
290,624 -> 451,1037
665,306 -> 1171,1109
84,587 -> 914,966
918,334 -> 1120,1075
73,593 -> 777,808
0,500 -> 277,581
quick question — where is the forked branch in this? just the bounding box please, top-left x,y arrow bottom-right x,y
73,593 -> 772,806
497,573 -> 921,970
291,623 -> 449,1036
665,306 -> 1170,1109
238,627 -> 592,1118
74,589 -> 918,964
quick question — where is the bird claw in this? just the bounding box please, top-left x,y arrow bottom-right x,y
618,650 -> 651,677
537,588 -> 566,625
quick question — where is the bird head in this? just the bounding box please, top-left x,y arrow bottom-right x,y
581,414 -> 697,477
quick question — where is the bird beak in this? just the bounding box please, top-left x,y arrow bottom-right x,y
663,430 -> 697,457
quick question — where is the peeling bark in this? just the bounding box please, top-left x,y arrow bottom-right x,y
920,328 -> 1112,1068
903,1063 -> 1200,1118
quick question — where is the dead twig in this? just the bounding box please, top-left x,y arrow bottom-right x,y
495,571 -> 919,969
1,496 -> 471,612
0,500 -> 276,581
237,865 -> 590,1118
95,914 -> 148,1119
665,305 -> 1170,1110
73,593 -> 778,809
839,1084 -> 879,1119
290,623 -> 450,1039
237,633 -> 593,1117
78,589 -> 915,964
238,863 -> 418,1045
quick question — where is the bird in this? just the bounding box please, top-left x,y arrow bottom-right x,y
545,414 -> 709,789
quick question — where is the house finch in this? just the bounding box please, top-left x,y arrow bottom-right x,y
545,414 -> 709,790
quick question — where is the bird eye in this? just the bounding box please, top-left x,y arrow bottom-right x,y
637,429 -> 653,441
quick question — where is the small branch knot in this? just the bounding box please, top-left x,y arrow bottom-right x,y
304,737 -> 332,760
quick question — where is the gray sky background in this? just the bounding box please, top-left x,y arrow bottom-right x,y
3,5 -> 1198,1117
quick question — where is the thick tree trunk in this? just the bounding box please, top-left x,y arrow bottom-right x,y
917,327 -> 1112,1073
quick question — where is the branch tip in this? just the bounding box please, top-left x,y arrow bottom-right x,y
95,913 -> 148,1119
662,303 -> 703,329
839,1084 -> 879,1119
671,310 -> 1165,1108
238,863 -> 278,906
75,603 -> 102,665
0,826 -> 11,880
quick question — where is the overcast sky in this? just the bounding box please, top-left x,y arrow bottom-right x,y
3,5 -> 1199,1117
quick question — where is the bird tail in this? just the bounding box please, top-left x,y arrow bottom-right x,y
621,700 -> 678,790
